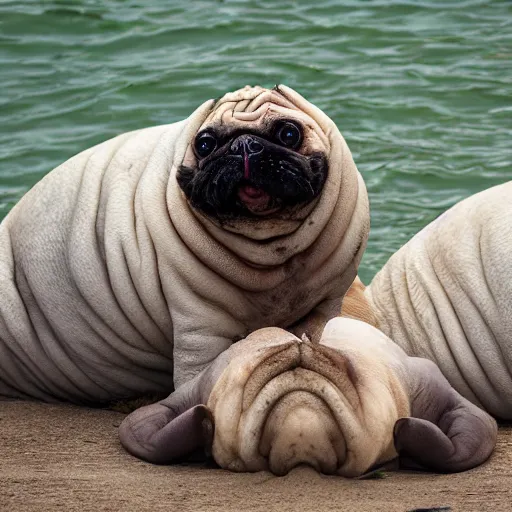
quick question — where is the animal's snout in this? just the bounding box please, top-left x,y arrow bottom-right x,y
208,328 -> 410,478
260,390 -> 345,475
230,135 -> 264,155
209,337 -> 362,476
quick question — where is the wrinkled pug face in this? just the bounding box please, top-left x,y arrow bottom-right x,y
205,326 -> 409,477
177,86 -> 329,221
120,319 -> 497,476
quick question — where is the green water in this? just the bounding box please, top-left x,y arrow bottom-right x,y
1,0 -> 511,282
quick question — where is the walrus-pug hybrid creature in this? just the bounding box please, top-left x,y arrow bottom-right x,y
119,318 -> 497,476
0,85 -> 369,403
341,181 -> 512,419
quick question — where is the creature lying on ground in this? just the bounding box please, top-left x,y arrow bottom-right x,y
341,181 -> 512,420
1,83 -> 501,478
119,318 -> 497,477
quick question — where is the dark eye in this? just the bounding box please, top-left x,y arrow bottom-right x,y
276,122 -> 302,149
194,132 -> 217,158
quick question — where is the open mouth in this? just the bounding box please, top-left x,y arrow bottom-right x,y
237,184 -> 280,215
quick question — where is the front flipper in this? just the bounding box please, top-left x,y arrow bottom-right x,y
394,358 -> 497,473
119,373 -> 215,464
119,402 -> 214,464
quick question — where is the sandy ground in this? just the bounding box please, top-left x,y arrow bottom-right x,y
1,401 -> 510,512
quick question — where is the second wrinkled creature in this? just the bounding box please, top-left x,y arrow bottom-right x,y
120,318 -> 497,477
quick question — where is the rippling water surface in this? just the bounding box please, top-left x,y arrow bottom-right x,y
1,0 -> 511,281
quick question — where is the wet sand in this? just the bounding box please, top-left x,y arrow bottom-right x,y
1,401 -> 510,512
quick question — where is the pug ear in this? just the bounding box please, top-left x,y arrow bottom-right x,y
394,359 -> 497,473
119,375 -> 214,464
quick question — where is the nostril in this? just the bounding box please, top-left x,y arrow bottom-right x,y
247,138 -> 263,154
230,135 -> 264,155
230,139 -> 242,154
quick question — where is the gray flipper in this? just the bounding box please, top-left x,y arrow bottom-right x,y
119,374 -> 214,464
394,358 -> 497,472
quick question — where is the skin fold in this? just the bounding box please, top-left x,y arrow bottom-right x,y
119,318 -> 497,477
4,83 -> 500,477
0,85 -> 369,403
341,181 -> 512,419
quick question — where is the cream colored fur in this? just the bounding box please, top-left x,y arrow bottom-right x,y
119,316 -> 497,475
208,320 -> 410,477
0,85 -> 369,402
346,182 -> 512,418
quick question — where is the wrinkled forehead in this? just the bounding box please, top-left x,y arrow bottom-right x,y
199,86 -> 330,149
230,327 -> 300,357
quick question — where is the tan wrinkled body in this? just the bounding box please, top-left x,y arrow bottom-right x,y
208,319 -> 410,477
0,85 -> 369,402
343,182 -> 512,419
340,276 -> 379,328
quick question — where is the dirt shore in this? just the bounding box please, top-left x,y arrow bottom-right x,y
1,401 -> 510,512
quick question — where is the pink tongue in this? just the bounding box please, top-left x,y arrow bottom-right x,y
238,185 -> 271,212
242,185 -> 265,198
